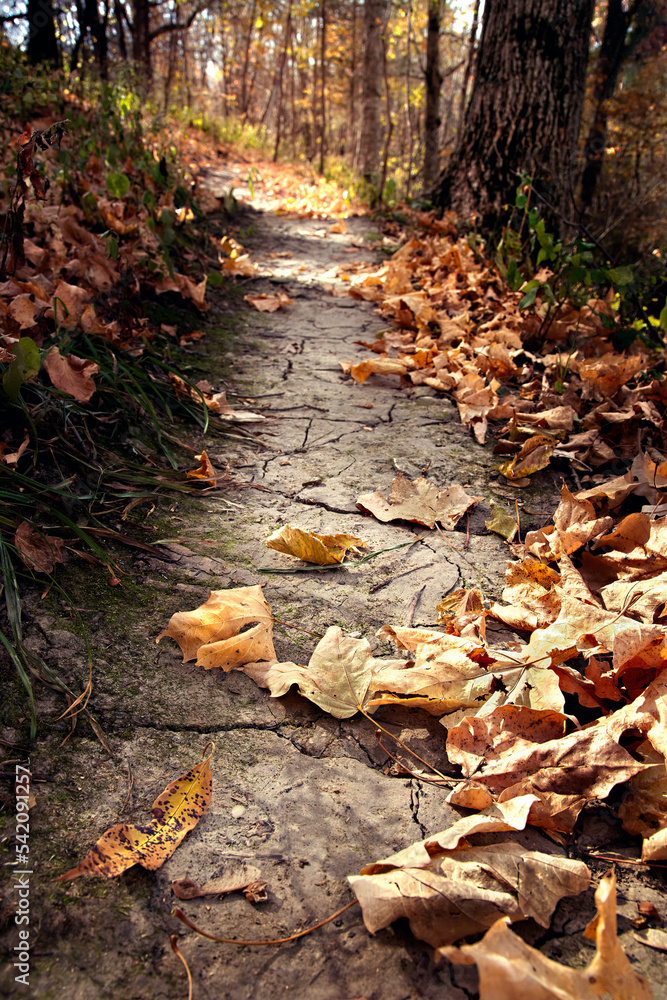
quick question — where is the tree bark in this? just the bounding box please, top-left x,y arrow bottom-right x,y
359,0 -> 390,183
27,0 -> 60,67
131,0 -> 151,77
422,0 -> 443,192
436,0 -> 594,234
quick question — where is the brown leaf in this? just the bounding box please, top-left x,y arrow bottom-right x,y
244,292 -> 294,312
266,525 -> 367,565
157,585 -> 276,671
441,871 -> 652,1000
57,744 -> 214,880
172,864 -> 265,900
14,521 -> 66,574
356,474 -> 482,530
499,434 -> 556,480
48,280 -> 91,329
618,765 -> 667,862
348,839 -> 589,948
447,711 -> 645,833
42,347 -> 100,402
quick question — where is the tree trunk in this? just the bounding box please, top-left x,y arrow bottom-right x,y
27,0 -> 60,66
359,0 -> 390,183
319,0 -> 326,175
436,0 -> 594,234
132,0 -> 151,78
422,0 -> 443,192
579,0 -> 640,212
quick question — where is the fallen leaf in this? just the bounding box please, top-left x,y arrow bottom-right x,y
157,585 -> 276,670
57,743 -> 215,880
348,839 -> 589,947
485,505 -> 518,541
441,870 -> 652,1000
244,292 -> 294,312
42,347 -> 100,402
349,357 -> 407,383
186,450 -> 219,486
48,280 -> 91,329
244,625 -> 405,719
172,863 -> 266,900
618,764 -> 667,862
634,929 -> 667,952
356,474 -> 482,530
266,525 -> 367,565
14,521 -> 66,574
329,219 -> 347,234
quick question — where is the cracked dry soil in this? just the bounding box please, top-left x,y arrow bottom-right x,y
2,191 -> 666,1000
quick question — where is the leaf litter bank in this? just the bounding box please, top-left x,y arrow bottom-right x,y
3,158 -> 667,998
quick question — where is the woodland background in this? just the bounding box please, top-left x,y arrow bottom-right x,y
2,0 -> 666,254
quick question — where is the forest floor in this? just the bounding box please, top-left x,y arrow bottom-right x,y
1,170 -> 665,1000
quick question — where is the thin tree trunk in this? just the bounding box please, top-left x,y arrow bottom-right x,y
360,0 -> 390,183
422,0 -> 443,192
27,0 -> 60,66
405,0 -> 414,197
132,0 -> 151,79
348,0 -> 358,163
273,2 -> 293,161
114,0 -> 128,60
319,0 -> 327,174
457,0 -> 480,133
579,0 -> 641,212
378,30 -> 393,206
240,0 -> 257,117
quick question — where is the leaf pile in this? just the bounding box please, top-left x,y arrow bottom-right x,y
338,212 -> 665,483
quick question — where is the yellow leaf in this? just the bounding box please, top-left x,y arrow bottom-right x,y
57,743 -> 215,880
266,525 -> 367,565
157,585 -> 275,670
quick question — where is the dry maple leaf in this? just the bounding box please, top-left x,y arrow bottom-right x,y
441,870 -> 653,1000
356,474 -> 482,530
14,521 -> 66,574
244,292 -> 294,312
265,525 -> 367,565
157,585 -> 275,670
57,743 -> 214,880
42,347 -> 100,403
243,625 -> 405,719
348,839 -> 589,948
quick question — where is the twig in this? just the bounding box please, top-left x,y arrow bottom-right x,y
404,585 -> 425,626
271,617 -> 323,639
375,732 -> 463,786
172,899 -> 358,945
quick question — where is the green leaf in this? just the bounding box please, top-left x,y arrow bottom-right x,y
608,265 -> 634,287
519,282 -> 540,310
2,337 -> 41,402
207,271 -> 224,288
106,172 -> 131,199
506,258 -> 522,292
659,299 -> 667,334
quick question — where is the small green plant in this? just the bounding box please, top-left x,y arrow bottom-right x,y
496,176 -> 667,350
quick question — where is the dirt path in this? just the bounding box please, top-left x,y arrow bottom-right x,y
2,190 -> 665,1000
